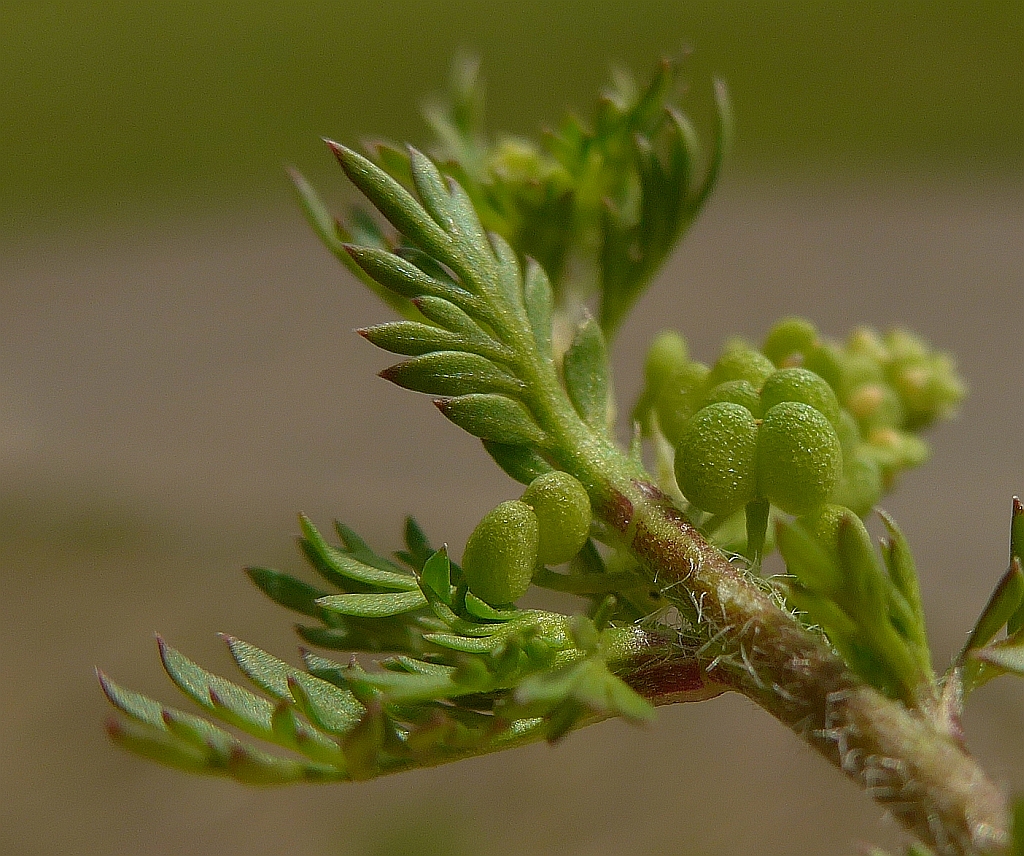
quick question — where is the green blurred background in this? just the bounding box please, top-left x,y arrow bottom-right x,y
1,3 -> 1022,855
2,0 -> 1021,231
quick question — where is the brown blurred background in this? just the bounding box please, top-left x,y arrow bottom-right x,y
1,3 -> 1022,854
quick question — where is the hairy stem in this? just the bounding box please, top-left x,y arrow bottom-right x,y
529,382 -> 1009,853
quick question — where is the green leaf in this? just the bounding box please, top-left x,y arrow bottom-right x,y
317,590 -> 428,618
158,637 -> 275,734
562,315 -> 610,431
289,167 -> 414,319
776,518 -> 844,596
435,393 -> 545,445
878,510 -> 927,636
99,670 -> 235,755
412,295 -> 510,359
971,629 -> 1024,678
420,547 -> 452,604
299,514 -> 417,590
1008,498 -> 1024,634
222,635 -> 364,734
481,440 -> 554,485
328,141 -> 453,263
965,558 -> 1024,653
522,258 -> 554,361
331,519 -> 407,573
380,351 -> 523,397
245,566 -> 329,620
105,717 -> 217,777
464,591 -> 521,621
398,516 -> 435,570
344,244 -> 468,304
156,638 -> 347,766
358,321 -> 476,357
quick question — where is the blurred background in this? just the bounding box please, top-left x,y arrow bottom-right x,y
1,2 -> 1021,854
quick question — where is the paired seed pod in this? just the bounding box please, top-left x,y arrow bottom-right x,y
461,472 -> 592,605
461,500 -> 539,606
674,371 -> 843,518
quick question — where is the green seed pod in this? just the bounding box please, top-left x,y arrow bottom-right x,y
707,342 -> 776,389
461,500 -> 540,605
762,317 -> 819,367
521,472 -> 592,565
674,402 -> 759,516
655,361 -> 710,445
633,331 -> 690,433
802,344 -> 844,396
757,401 -> 843,516
644,330 -> 690,388
703,380 -> 763,417
833,453 -> 883,517
760,368 -> 841,429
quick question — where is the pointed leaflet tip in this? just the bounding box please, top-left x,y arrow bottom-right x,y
1011,496 -> 1023,563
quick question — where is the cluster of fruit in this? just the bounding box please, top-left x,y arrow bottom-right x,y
635,317 -> 964,543
461,472 -> 592,606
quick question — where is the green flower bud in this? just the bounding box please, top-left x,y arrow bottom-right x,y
674,402 -> 759,516
760,368 -> 841,429
757,402 -> 843,516
846,326 -> 888,363
863,428 -> 929,472
707,342 -> 776,389
703,379 -> 763,417
461,500 -> 539,605
655,361 -> 710,445
762,317 -> 819,367
521,472 -> 592,565
845,383 -> 905,432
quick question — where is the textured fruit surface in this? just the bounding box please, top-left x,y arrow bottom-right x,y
655,361 -> 710,445
704,379 -> 763,417
521,472 -> 592,565
760,368 -> 841,428
707,345 -> 775,389
762,317 -> 819,366
461,500 -> 539,605
674,402 -> 759,515
757,402 -> 842,516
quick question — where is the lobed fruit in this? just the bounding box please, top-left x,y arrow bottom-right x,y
760,367 -> 841,429
674,402 -> 759,516
762,317 -> 819,367
521,472 -> 592,565
757,402 -> 842,516
461,500 -> 539,605
655,361 -> 710,445
707,343 -> 776,389
703,379 -> 763,417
